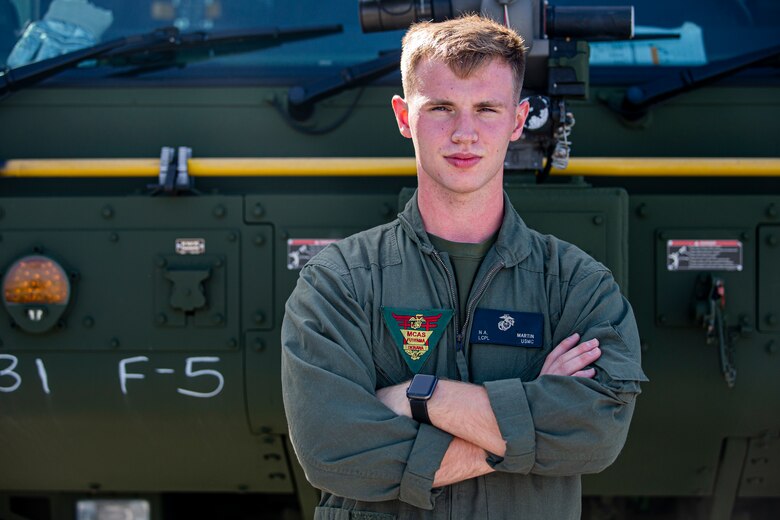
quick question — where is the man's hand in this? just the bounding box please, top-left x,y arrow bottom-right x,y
540,333 -> 601,378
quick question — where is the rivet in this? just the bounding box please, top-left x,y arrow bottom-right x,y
740,232 -> 750,242
592,215 -> 604,225
212,313 -> 224,325
268,473 -> 286,480
254,338 -> 266,352
641,342 -> 650,352
636,204 -> 648,218
254,312 -> 266,324
254,234 -> 266,246
213,258 -> 223,268
156,314 -> 167,325
82,316 -> 95,328
767,314 -> 778,326
381,203 -> 394,218
213,205 -> 226,218
109,337 -> 120,348
264,453 -> 281,461
237,484 -> 249,492
658,232 -> 668,241
658,314 -> 668,325
767,235 -> 778,247
226,338 -> 238,349
156,257 -> 167,268
253,203 -> 265,218
101,205 -> 114,219
227,232 -> 237,242
108,232 -> 119,243
263,436 -> 275,444
767,341 -> 778,354
767,204 -> 778,218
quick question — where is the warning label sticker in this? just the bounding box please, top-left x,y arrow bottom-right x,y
666,239 -> 743,271
287,238 -> 340,270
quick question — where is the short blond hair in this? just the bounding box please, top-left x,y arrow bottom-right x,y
400,14 -> 527,98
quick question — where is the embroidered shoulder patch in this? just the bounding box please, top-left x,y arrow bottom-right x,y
382,307 -> 453,373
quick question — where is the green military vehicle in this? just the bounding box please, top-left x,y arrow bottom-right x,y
0,0 -> 778,518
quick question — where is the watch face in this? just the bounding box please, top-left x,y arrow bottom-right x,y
407,374 -> 438,400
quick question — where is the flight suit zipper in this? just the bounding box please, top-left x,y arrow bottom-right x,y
431,250 -> 505,351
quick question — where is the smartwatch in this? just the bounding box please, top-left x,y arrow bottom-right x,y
406,374 -> 438,425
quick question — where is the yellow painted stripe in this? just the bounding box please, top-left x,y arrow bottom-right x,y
189,158 -> 418,176
1,159 -> 159,177
550,157 -> 780,177
1,157 -> 779,177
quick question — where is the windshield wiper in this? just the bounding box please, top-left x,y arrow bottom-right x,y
0,24 -> 343,97
616,42 -> 780,118
286,49 -> 401,120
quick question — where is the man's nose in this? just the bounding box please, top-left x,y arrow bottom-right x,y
451,114 -> 478,144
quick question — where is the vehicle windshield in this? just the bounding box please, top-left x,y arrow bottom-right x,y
1,0 -> 778,78
558,0 -> 780,67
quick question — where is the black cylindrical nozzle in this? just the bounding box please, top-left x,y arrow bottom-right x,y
546,6 -> 634,40
359,0 -> 453,33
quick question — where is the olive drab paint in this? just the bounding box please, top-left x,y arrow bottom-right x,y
0,0 -> 779,519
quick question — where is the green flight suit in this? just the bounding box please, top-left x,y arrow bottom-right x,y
282,191 -> 647,519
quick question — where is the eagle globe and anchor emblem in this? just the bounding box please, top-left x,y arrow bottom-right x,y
498,314 -> 515,332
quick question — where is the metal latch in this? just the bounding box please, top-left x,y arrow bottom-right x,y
695,275 -> 752,388
150,146 -> 194,195
164,267 -> 211,313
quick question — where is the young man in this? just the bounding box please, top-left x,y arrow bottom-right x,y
282,15 -> 646,519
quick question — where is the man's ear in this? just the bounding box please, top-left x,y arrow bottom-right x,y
391,95 -> 412,139
510,98 -> 530,142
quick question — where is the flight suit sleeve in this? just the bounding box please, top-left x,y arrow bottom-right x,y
483,268 -> 648,476
282,257 -> 453,509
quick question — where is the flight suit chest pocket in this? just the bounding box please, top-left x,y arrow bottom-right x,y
469,308 -> 548,382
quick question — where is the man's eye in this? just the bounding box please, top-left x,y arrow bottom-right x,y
479,107 -> 497,113
431,106 -> 450,112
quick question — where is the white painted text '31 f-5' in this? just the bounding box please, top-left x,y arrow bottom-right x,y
0,354 -> 225,398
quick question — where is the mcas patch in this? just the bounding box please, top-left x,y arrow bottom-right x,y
470,308 -> 543,348
382,307 -> 453,373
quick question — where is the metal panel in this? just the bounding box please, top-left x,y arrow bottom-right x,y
655,228 -> 752,329
0,230 -> 240,351
758,225 -> 780,333
739,431 -> 780,497
399,185 -> 630,291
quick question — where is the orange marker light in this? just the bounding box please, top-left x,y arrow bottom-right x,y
3,255 -> 70,305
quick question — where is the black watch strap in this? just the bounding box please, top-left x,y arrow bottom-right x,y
409,398 -> 432,425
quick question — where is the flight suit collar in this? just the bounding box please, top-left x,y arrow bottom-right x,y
398,190 -> 533,268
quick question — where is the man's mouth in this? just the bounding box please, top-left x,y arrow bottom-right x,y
444,153 -> 481,168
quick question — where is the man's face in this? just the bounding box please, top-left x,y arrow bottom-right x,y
392,57 -> 529,198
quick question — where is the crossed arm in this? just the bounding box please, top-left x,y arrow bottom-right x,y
377,333 -> 602,487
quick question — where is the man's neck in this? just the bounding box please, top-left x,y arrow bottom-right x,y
417,183 -> 504,244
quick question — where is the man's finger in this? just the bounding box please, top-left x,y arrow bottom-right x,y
555,338 -> 600,368
541,333 -> 580,373
572,368 -> 596,378
557,345 -> 601,376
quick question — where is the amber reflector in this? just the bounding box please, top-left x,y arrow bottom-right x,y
3,255 -> 70,305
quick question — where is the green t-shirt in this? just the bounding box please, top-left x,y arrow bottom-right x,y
428,232 -> 497,320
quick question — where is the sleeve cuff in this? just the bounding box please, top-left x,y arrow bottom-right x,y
398,423 -> 453,509
484,378 -> 536,474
